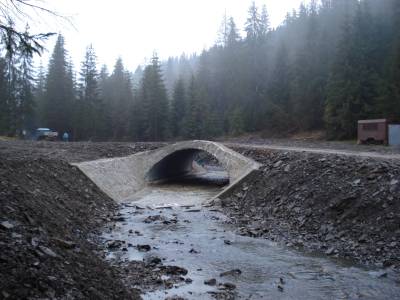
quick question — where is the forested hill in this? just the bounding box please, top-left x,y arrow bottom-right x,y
0,0 -> 399,141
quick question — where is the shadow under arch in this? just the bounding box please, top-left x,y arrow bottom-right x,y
146,148 -> 229,186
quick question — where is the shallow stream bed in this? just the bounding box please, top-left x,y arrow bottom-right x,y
102,176 -> 400,299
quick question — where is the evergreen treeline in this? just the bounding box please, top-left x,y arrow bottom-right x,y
0,0 -> 399,141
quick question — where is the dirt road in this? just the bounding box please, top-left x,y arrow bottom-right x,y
226,142 -> 400,160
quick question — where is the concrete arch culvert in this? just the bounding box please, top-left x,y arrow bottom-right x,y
73,140 -> 262,202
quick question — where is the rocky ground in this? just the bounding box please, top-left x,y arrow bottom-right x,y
1,140 -> 400,299
0,140 -> 164,163
217,146 -> 400,270
0,141 -> 163,299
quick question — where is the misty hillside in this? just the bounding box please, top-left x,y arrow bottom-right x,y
0,0 -> 399,141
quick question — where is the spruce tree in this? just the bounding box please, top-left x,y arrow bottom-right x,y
245,1 -> 261,43
98,64 -> 112,139
109,58 -> 134,139
43,34 -> 75,136
217,12 -> 229,47
17,34 -> 36,133
0,57 -> 8,134
76,45 -> 100,140
325,3 -> 380,139
136,53 -> 169,141
183,76 -> 199,139
227,17 -> 240,47
265,42 -> 292,131
170,77 -> 186,137
35,63 -> 46,126
259,5 -> 270,39
378,0 -> 400,120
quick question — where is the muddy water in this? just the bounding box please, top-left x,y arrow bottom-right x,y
102,174 -> 400,300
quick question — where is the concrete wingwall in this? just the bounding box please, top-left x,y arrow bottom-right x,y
72,140 -> 262,202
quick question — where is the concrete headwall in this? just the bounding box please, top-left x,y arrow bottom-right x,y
73,140 -> 261,202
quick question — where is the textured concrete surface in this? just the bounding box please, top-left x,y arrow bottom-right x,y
73,140 -> 261,202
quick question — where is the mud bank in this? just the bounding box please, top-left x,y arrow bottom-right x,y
219,146 -> 400,269
0,142 -> 162,299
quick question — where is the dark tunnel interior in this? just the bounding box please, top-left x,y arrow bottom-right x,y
146,149 -> 229,186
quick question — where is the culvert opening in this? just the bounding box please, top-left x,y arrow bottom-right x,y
146,149 -> 229,187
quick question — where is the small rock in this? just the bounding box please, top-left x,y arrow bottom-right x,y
189,248 -> 199,254
204,278 -> 217,286
390,179 -> 399,185
0,221 -> 14,230
164,266 -> 188,275
370,271 -> 388,278
383,260 -> 394,268
185,208 -> 201,212
107,240 -> 124,250
185,278 -> 193,284
219,282 -> 236,290
325,234 -> 335,241
136,244 -> 151,252
38,246 -> 58,258
144,215 -> 162,223
2,291 -> 10,298
165,296 -> 185,300
224,240 -> 232,245
274,160 -> 283,168
11,233 -> 22,239
52,238 -> 76,249
358,234 -> 368,243
325,247 -> 335,255
145,256 -> 162,265
220,269 -> 242,277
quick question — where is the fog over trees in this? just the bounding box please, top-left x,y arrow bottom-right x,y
0,0 -> 399,141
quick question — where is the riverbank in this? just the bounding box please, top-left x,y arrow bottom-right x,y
0,141 -> 163,299
218,146 -> 400,269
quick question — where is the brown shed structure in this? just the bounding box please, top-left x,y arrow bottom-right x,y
357,119 -> 388,145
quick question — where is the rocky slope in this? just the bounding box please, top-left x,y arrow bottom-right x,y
0,142 -> 163,299
220,147 -> 400,269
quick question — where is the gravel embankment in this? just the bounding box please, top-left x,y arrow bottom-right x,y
219,146 -> 400,269
0,141 -> 163,299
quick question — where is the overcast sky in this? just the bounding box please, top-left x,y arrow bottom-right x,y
32,0 -> 307,71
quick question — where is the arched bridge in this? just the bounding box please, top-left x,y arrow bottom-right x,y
73,140 -> 261,202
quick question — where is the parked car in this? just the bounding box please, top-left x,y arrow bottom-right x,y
34,128 -> 58,141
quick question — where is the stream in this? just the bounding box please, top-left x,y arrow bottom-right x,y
102,172 -> 400,300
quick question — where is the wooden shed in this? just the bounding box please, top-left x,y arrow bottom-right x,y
357,119 -> 388,145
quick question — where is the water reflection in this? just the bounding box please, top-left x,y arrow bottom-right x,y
102,172 -> 400,300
